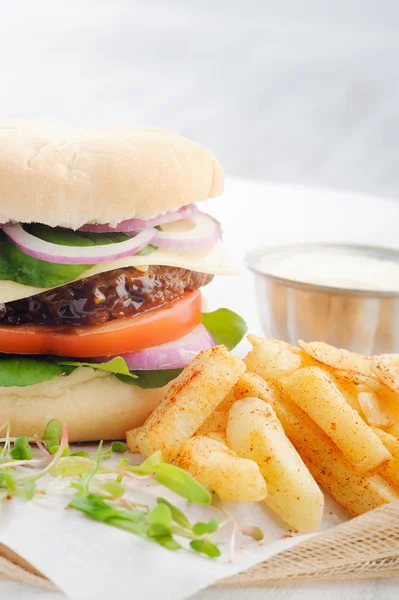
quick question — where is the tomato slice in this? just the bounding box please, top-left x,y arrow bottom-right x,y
0,291 -> 202,357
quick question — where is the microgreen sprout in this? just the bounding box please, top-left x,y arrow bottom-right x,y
10,437 -> 33,460
100,441 -> 127,460
0,421 -> 69,501
0,421 -> 263,560
35,439 -> 52,457
211,492 -> 264,562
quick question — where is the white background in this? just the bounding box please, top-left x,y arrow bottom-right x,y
0,1 -> 398,198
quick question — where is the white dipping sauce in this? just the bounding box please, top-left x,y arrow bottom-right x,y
257,246 -> 399,292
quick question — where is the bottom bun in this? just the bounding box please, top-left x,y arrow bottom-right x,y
1,367 -> 167,442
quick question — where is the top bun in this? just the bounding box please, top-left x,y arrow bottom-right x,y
0,119 -> 224,229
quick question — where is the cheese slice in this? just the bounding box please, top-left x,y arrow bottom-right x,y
0,240 -> 236,304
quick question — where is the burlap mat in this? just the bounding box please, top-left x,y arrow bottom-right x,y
1,502 -> 399,591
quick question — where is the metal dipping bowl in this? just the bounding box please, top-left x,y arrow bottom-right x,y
245,243 -> 399,355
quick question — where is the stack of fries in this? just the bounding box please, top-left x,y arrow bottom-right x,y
127,339 -> 399,533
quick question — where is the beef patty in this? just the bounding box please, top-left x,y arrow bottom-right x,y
0,266 -> 213,326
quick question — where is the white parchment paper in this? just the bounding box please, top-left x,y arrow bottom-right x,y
0,451 -> 346,600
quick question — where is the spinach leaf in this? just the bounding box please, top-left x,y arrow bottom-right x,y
24,224 -> 130,246
58,357 -> 137,379
202,308 -> 247,350
0,356 -> 66,387
0,232 -> 89,287
0,227 -> 156,288
134,244 -> 158,257
116,369 -> 182,388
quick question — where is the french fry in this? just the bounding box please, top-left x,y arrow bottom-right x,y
372,354 -> 399,394
247,334 -> 264,347
125,432 -> 140,454
320,371 -> 363,414
216,390 -> 237,412
227,398 -> 324,533
373,428 -> 399,487
231,371 -> 278,401
245,337 -> 312,380
126,393 -> 171,453
232,370 -> 399,512
357,385 -> 394,427
126,346 -> 245,461
279,367 -> 392,473
387,423 -> 399,439
267,382 -> 399,515
333,368 -> 378,386
206,431 -> 227,445
333,368 -> 399,425
196,411 -> 229,435
175,436 -> 267,502
227,372 -> 282,411
298,340 -> 374,377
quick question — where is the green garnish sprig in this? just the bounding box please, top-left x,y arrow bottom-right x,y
0,420 -> 262,560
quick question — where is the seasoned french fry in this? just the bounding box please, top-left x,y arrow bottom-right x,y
279,367 -> 392,473
308,366 -> 363,413
126,431 -> 141,453
333,368 -> 377,386
126,346 -> 245,461
227,398 -> 324,533
373,428 -> 399,487
126,393 -> 172,453
216,390 -> 237,412
298,340 -> 374,377
333,369 -> 399,425
372,354 -> 399,394
175,436 -> 267,502
357,385 -> 394,427
206,431 -> 227,445
196,411 -> 229,435
247,334 -> 264,347
229,370 -> 290,416
387,423 -> 399,439
230,372 -> 281,404
245,338 -> 312,380
331,375 -> 363,414
267,382 -> 399,515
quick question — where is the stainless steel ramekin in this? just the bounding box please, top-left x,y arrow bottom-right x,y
245,243 -> 399,355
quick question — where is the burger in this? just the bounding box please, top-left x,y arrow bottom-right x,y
0,120 -> 245,441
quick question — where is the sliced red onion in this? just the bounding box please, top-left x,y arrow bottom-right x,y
2,224 -> 157,264
78,204 -> 198,233
92,325 -> 215,370
154,212 -> 220,250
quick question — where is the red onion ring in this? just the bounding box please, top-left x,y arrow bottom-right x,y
91,325 -> 215,370
78,204 -> 198,233
153,212 -> 220,250
2,224 -> 157,264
